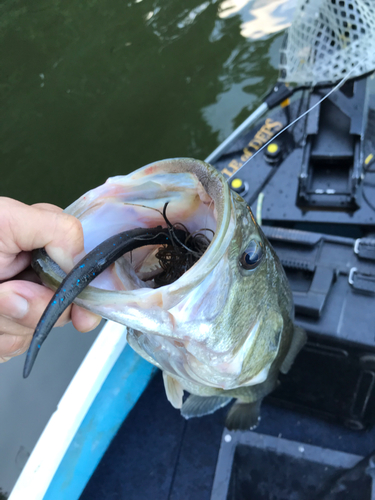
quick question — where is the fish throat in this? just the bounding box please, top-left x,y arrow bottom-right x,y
155,224 -> 212,286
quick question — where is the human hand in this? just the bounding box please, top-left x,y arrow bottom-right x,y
0,197 -> 101,363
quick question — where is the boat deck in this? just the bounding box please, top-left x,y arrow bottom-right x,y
80,371 -> 375,500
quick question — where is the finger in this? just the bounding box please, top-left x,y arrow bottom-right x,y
0,281 -> 73,329
0,316 -> 33,336
0,251 -> 31,282
0,280 -> 102,334
71,305 -> 102,333
6,265 -> 42,285
0,198 -> 84,278
32,203 -> 63,213
0,332 -> 32,358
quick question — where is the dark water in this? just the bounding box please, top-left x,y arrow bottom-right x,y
0,0 -> 294,208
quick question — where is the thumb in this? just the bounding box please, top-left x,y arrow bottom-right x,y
0,198 -> 84,278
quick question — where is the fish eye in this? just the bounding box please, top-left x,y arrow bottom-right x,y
239,240 -> 263,270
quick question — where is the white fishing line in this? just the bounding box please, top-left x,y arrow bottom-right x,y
228,59 -> 366,181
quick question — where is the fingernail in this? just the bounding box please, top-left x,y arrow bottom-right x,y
0,294 -> 29,320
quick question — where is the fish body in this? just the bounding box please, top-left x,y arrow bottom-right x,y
33,158 -> 305,429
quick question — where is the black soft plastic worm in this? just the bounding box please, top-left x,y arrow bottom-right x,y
23,226 -> 187,378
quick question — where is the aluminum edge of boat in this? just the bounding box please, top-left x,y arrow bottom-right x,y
8,320 -> 156,500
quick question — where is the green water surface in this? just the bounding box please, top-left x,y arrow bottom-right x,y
0,0 -> 291,208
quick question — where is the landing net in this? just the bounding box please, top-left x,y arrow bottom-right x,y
279,0 -> 375,86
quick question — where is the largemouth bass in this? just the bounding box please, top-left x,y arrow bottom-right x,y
29,158 -> 306,430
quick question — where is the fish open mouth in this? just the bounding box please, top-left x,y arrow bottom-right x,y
90,201 -> 216,292
64,157 -> 234,297
71,171 -> 218,292
147,207 -> 214,287
25,158 -> 228,377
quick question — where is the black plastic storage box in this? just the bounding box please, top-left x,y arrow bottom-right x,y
261,226 -> 375,430
211,76 -> 375,431
211,431 -> 375,500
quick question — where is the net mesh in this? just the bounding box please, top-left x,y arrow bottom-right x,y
279,0 -> 375,86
